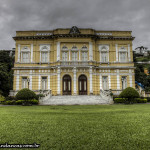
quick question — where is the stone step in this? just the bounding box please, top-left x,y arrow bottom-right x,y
39,95 -> 111,105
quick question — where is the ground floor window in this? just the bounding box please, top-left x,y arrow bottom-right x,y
122,76 -> 127,90
42,77 -> 47,90
102,76 -> 108,90
22,77 -> 27,89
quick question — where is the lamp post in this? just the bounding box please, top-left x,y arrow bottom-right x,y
27,78 -> 30,89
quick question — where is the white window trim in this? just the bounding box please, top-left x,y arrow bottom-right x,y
40,45 -> 50,63
21,47 -> 30,63
119,47 -> 128,62
99,45 -> 109,62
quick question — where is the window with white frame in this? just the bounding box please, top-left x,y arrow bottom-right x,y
41,52 -> 48,63
102,76 -> 108,90
101,52 -> 108,62
40,45 -> 50,63
41,77 -> 47,90
21,47 -> 30,63
99,45 -> 109,62
82,52 -> 88,61
72,52 -> 78,61
22,77 -> 27,89
119,47 -> 127,62
62,52 -> 68,61
122,76 -> 127,90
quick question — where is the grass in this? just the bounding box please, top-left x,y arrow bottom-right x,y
0,104 -> 150,150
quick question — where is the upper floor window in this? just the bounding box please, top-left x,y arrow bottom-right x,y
41,52 -> 48,63
101,52 -> 108,62
62,52 -> 68,61
72,52 -> 78,61
119,47 -> 127,62
40,45 -> 50,63
21,47 -> 30,63
99,45 -> 109,62
82,52 -> 88,61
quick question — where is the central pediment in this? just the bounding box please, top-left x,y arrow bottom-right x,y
69,26 -> 81,34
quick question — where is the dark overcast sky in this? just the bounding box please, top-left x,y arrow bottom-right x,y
0,0 -> 150,50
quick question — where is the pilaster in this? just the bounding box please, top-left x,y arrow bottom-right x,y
57,42 -> 60,61
29,70 -> 32,90
73,67 -> 77,95
18,44 -> 20,62
89,67 -> 93,94
89,42 -> 93,61
57,67 -> 61,95
16,70 -> 20,90
115,44 -> 118,62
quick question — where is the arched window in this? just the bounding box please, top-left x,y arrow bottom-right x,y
99,45 -> 109,62
71,44 -> 78,61
81,44 -> 88,61
62,45 -> 68,61
119,47 -> 127,62
40,45 -> 50,63
21,46 -> 30,63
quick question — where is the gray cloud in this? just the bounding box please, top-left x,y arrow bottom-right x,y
0,0 -> 150,49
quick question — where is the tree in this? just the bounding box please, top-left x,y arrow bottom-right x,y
0,51 -> 14,97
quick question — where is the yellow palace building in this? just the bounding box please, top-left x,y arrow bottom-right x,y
11,26 -> 135,97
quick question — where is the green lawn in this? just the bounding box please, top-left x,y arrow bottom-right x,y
0,104 -> 150,150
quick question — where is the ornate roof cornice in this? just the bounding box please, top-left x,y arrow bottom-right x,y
13,34 -> 135,41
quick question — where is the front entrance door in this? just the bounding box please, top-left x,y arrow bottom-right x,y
63,75 -> 71,95
79,75 -> 87,95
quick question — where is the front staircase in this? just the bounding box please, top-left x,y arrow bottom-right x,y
39,95 -> 113,105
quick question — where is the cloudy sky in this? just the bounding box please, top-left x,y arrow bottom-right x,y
0,0 -> 150,50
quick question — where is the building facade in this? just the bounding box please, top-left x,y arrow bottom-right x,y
12,26 -> 135,96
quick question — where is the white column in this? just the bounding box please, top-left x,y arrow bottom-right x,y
108,51 -> 109,62
29,70 -> 32,90
48,75 -> 50,89
40,51 -> 41,62
73,67 -> 77,95
57,67 -> 61,95
38,75 -> 41,90
128,44 -> 131,61
18,44 -> 20,62
129,69 -> 132,87
100,74 -> 102,89
99,51 -> 101,62
57,42 -> 60,61
108,75 -> 111,89
115,44 -> 118,62
16,70 -> 20,90
89,42 -> 93,61
69,50 -> 71,61
117,69 -> 120,90
31,44 -> 33,62
79,50 -> 81,61
89,67 -> 93,94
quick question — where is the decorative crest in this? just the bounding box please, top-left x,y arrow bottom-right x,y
69,26 -> 81,34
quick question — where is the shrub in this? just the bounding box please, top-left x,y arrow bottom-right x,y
114,98 -> 147,104
135,98 -> 147,103
119,87 -> 140,104
36,94 -> 44,99
0,95 -> 5,103
15,99 -> 38,105
30,99 -> 39,105
15,88 -> 37,100
5,96 -> 15,101
3,100 -> 15,105
15,100 -> 24,105
114,98 -> 127,103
